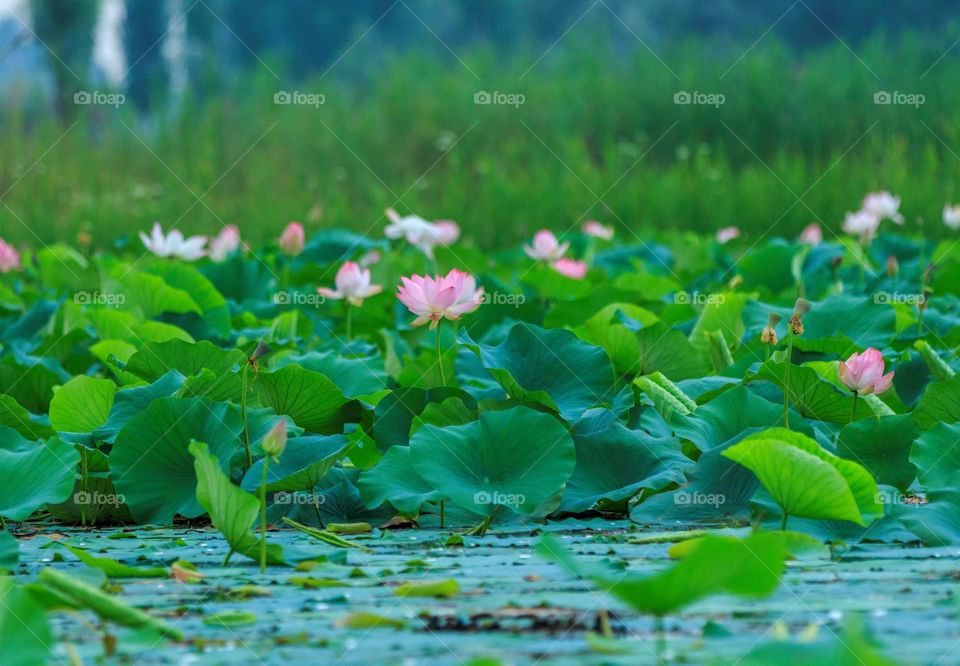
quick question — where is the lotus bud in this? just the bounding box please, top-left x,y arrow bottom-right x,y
262,421 -> 287,460
886,255 -> 899,278
789,298 -> 810,336
761,313 -> 781,346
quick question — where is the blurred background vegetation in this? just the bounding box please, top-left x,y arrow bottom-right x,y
2,0 -> 960,247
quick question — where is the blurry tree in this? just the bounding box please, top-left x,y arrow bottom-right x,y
30,0 -> 98,119
123,0 -> 169,112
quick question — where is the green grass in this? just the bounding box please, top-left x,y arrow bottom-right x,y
4,29 -> 960,248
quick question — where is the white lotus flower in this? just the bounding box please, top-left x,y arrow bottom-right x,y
139,223 -> 207,261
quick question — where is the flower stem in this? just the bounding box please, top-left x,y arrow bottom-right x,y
436,322 -> 446,386
782,335 -> 794,429
780,513 -> 788,531
345,302 -> 352,341
241,363 -> 252,469
259,456 -> 270,574
850,390 -> 859,423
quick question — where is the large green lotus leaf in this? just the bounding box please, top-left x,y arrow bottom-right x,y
0,395 -> 54,440
145,262 -> 230,337
632,444 -> 758,522
0,578 -> 53,666
899,472 -> 960,546
110,397 -> 243,524
46,448 -> 132,525
190,441 -> 284,565
358,446 -> 442,515
372,386 -> 477,451
560,409 -> 689,513
538,531 -> 788,616
255,365 -> 359,435
241,434 -> 352,493
635,323 -> 711,381
410,406 -> 575,517
87,309 -> 193,345
913,375 -> 960,429
461,323 -> 617,420
801,295 -> 897,349
0,359 -> 60,414
736,239 -> 797,296
93,370 -> 186,443
911,422 -> 960,490
0,428 -> 79,520
49,376 -> 116,433
124,339 -> 246,402
272,350 -> 387,398
673,385 -> 809,451
837,415 -> 919,491
723,428 -> 881,525
747,359 -> 868,423
689,291 -> 749,354
108,264 -> 202,319
35,244 -> 97,294
410,397 -> 478,434
573,304 -> 659,376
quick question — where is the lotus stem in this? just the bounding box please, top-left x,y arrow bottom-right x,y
780,513 -> 788,531
259,456 -> 270,574
345,302 -> 352,341
850,389 -> 859,423
436,322 -> 446,386
439,500 -> 445,529
241,363 -> 252,469
782,335 -> 794,429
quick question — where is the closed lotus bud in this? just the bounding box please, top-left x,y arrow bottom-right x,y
886,255 -> 899,277
262,421 -> 287,460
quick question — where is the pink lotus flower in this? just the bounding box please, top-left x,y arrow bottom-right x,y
862,191 -> 904,225
318,261 -> 383,306
279,222 -> 305,257
842,210 -> 880,243
944,204 -> 960,230
208,225 -> 241,262
384,209 -> 458,259
838,348 -> 894,396
583,221 -> 614,240
798,223 -> 822,246
552,257 -> 588,280
0,238 -> 21,273
139,223 -> 207,261
524,230 -> 569,261
716,226 -> 740,244
396,269 -> 484,329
